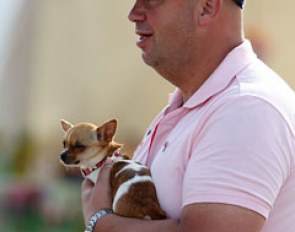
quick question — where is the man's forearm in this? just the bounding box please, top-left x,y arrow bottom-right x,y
95,214 -> 181,232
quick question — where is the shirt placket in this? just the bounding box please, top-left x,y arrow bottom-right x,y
147,108 -> 188,166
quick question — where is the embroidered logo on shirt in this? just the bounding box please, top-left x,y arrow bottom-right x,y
162,142 -> 168,152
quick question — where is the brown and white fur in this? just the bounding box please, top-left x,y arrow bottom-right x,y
59,119 -> 166,220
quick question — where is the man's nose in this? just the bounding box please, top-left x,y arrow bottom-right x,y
128,1 -> 146,22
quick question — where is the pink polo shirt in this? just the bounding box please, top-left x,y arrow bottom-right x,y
133,41 -> 295,231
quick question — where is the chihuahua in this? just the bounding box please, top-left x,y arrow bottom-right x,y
59,119 -> 166,220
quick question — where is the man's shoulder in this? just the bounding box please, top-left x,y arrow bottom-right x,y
235,59 -> 295,115
215,60 -> 295,137
236,59 -> 293,98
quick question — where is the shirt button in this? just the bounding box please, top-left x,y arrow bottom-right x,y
147,129 -> 152,136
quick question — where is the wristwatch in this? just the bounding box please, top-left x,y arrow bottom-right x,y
84,208 -> 114,232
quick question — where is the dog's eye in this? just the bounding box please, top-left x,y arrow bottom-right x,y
63,141 -> 66,148
74,142 -> 86,152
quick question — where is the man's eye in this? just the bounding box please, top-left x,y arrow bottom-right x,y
144,0 -> 162,7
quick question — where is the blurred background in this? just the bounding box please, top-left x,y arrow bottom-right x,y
0,0 -> 294,231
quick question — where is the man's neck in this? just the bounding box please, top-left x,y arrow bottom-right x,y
178,39 -> 244,102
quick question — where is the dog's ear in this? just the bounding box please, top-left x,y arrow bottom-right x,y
60,119 -> 73,132
96,119 -> 117,142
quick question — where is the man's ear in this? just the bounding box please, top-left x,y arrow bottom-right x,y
198,0 -> 221,26
96,119 -> 118,143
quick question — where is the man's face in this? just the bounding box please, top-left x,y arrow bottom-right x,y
128,0 -> 199,75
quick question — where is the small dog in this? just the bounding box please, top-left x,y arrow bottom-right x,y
59,119 -> 166,220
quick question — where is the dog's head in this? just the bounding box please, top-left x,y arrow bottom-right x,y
59,119 -> 118,168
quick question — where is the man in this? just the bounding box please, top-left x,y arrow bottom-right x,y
81,0 -> 295,231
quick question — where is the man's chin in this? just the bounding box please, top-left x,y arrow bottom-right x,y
142,52 -> 157,67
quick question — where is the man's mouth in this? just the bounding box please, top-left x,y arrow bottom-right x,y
136,31 -> 153,48
138,35 -> 150,42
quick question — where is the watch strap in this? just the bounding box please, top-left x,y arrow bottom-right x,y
84,208 -> 114,232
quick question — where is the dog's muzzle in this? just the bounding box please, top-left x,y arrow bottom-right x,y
60,151 -> 78,164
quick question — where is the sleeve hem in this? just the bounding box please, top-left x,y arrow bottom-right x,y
183,193 -> 271,219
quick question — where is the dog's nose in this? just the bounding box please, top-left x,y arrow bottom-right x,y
60,151 -> 68,162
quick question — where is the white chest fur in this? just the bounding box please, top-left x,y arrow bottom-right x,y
81,156 -> 123,184
85,168 -> 100,183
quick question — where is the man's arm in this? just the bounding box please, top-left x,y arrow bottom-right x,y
81,163 -> 265,232
92,203 -> 264,232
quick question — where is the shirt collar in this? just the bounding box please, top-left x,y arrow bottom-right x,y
168,40 -> 257,109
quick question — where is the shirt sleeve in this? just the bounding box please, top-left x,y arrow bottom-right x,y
182,96 -> 293,219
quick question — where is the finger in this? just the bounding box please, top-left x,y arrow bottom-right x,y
92,162 -> 113,195
105,158 -> 114,166
98,161 -> 113,181
81,178 -> 94,196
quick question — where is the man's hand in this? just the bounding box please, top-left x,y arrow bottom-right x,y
81,160 -> 113,225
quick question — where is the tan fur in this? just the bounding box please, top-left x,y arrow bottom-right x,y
60,119 -> 122,168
